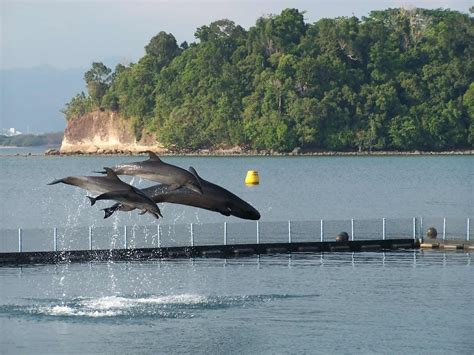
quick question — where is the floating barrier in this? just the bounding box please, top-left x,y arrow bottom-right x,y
0,239 -> 417,266
420,240 -> 472,251
1,216 -> 471,266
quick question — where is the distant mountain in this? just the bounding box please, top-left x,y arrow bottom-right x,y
0,66 -> 86,134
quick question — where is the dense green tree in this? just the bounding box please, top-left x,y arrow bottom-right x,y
61,92 -> 94,120
84,62 -> 112,105
64,7 -> 473,152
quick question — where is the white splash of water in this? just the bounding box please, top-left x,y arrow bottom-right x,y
33,294 -> 207,318
83,294 -> 206,309
38,304 -> 119,318
194,210 -> 202,225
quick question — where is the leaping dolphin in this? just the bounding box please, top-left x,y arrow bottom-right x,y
49,168 -> 163,219
48,172 -> 129,195
96,151 -> 203,194
102,167 -> 261,220
86,168 -> 162,219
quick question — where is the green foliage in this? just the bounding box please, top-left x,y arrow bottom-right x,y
65,7 -> 474,151
61,92 -> 94,121
84,62 -> 112,105
0,132 -> 63,147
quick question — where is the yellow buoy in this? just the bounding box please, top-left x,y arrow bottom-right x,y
245,170 -> 260,185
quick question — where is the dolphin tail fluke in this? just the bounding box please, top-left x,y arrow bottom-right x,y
47,178 -> 64,185
101,206 -> 115,219
87,196 -> 97,206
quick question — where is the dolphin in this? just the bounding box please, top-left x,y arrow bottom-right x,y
96,151 -> 203,194
49,168 -> 163,219
86,168 -> 162,219
102,167 -> 261,220
48,171 -> 129,195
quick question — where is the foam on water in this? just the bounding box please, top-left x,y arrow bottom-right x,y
83,294 -> 207,310
1,293 -> 295,319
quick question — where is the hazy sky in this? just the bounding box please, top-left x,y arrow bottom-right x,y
1,0 -> 471,70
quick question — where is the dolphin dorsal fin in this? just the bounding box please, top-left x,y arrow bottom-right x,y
188,166 -> 202,181
147,151 -> 162,162
104,167 -> 122,181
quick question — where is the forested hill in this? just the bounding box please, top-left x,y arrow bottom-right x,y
63,8 -> 474,152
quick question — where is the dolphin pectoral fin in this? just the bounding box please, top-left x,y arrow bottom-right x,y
149,210 -> 161,219
102,207 -> 115,219
101,203 -> 123,219
218,207 -> 232,216
139,209 -> 147,215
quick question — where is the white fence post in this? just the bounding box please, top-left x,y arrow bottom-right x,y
157,224 -> 161,248
18,228 -> 22,253
467,218 -> 470,241
53,227 -> 58,252
443,218 -> 446,241
256,221 -> 260,244
224,222 -> 227,245
288,220 -> 292,243
320,219 -> 324,242
382,218 -> 386,240
351,219 -> 355,241
89,226 -> 93,250
124,225 -> 128,249
420,217 -> 423,239
190,223 -> 194,246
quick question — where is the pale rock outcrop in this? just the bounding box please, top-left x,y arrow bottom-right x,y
59,111 -> 166,154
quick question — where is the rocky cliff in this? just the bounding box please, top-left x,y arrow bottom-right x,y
60,111 -> 165,154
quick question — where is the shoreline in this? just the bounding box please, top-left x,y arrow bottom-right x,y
1,149 -> 473,157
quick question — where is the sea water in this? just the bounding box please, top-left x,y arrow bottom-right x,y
0,155 -> 472,228
1,253 -> 473,354
0,155 -> 473,353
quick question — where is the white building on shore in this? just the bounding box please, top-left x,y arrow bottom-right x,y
0,128 -> 23,136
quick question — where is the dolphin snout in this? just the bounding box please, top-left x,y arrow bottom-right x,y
232,205 -> 261,220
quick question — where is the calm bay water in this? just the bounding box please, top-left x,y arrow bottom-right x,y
1,253 -> 473,354
0,155 -> 473,353
0,155 -> 472,229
